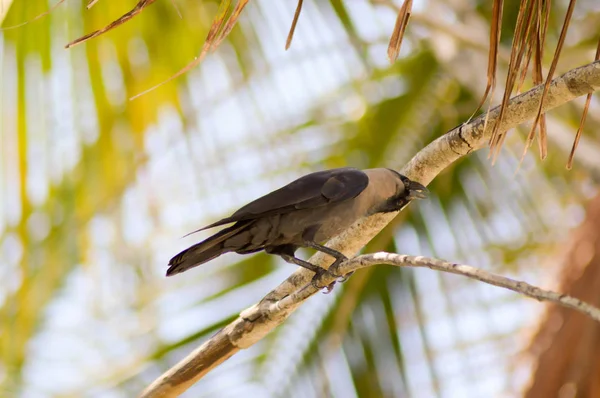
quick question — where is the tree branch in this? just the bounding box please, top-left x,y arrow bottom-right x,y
140,60 -> 600,398
271,253 -> 600,323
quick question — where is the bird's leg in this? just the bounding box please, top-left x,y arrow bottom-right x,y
303,241 -> 355,291
303,241 -> 348,277
278,253 -> 337,292
278,255 -> 336,292
267,244 -> 327,275
279,253 -> 326,275
267,244 -> 347,293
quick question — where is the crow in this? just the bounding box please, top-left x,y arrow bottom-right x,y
167,167 -> 427,278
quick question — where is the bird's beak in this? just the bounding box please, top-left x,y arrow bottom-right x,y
407,181 -> 429,200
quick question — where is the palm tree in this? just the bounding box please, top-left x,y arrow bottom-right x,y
1,0 -> 599,396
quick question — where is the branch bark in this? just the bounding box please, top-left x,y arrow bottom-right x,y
140,60 -> 600,398
273,253 -> 600,323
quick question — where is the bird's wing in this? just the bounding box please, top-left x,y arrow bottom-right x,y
190,168 -> 369,233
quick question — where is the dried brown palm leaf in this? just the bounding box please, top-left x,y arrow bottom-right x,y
520,0 -> 550,93
286,0 -> 304,50
522,0 -> 577,162
489,0 -> 536,162
514,0 -> 548,159
211,0 -> 250,50
130,0 -> 249,100
205,0 -> 234,49
170,0 -> 183,19
65,0 -> 158,48
0,0 -> 66,31
533,0 -> 551,158
87,0 -> 101,9
516,13 -> 537,94
387,0 -> 412,63
470,0 -> 503,122
567,37 -> 600,169
474,0 -> 505,154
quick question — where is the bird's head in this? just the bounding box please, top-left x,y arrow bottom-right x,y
384,169 -> 429,211
400,175 -> 429,200
366,168 -> 429,214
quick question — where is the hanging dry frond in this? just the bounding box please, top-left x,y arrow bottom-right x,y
387,0 -> 413,63
204,0 -> 234,49
170,0 -> 183,19
516,14 -> 537,94
65,0 -> 158,48
470,0 -> 503,121
489,0 -> 537,162
286,0 -> 304,50
516,0 -> 549,94
210,0 -> 249,50
514,0 -> 551,160
87,0 -> 101,9
532,0 -> 551,158
567,37 -> 600,169
130,0 -> 251,100
0,0 -> 66,31
522,0 -> 577,162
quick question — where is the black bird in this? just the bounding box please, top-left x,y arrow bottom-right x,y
167,168 -> 428,277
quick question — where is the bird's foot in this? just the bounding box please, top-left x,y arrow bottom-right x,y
310,268 -> 335,293
338,271 -> 354,283
311,267 -> 353,294
324,281 -> 336,294
327,256 -> 353,283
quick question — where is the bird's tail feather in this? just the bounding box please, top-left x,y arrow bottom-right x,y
167,221 -> 251,276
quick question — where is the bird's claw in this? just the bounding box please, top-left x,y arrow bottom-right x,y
310,269 -> 327,291
311,268 -> 354,293
323,281 -> 336,294
338,271 -> 354,283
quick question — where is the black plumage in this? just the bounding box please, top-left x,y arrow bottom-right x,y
167,167 -> 427,277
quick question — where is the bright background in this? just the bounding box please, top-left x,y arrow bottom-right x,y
1,0 -> 600,397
